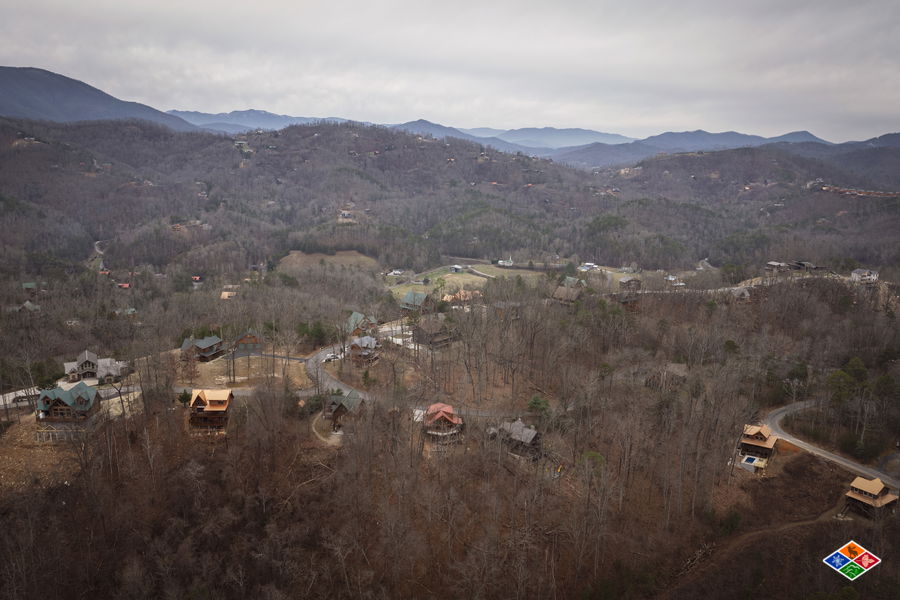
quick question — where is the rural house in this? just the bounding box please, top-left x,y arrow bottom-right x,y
5,300 -> 41,314
729,287 -> 751,303
442,289 -> 482,304
181,335 -> 224,362
552,285 -> 582,305
349,336 -> 379,366
738,424 -> 778,467
619,276 -> 642,291
413,314 -> 455,348
234,330 -> 263,355
850,269 -> 879,284
326,390 -> 365,431
845,476 -> 898,514
36,382 -> 101,422
489,418 -> 542,457
64,350 -> 129,383
424,403 -> 463,441
347,311 -> 377,336
400,290 -> 432,312
189,389 -> 233,432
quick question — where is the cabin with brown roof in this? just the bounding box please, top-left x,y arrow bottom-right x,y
413,314 -> 455,348
424,402 -> 463,442
349,336 -> 379,367
845,476 -> 898,515
739,424 -> 778,461
181,335 -> 224,362
189,389 -> 233,433
234,330 -> 263,355
552,285 -> 582,305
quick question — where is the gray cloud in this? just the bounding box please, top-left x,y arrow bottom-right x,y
1,0 -> 898,140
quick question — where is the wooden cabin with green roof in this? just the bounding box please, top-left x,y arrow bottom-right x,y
347,311 -> 377,336
36,382 -> 101,422
400,290 -> 432,313
326,390 -> 365,431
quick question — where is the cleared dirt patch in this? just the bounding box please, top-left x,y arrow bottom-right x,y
278,250 -> 379,274
0,413 -> 79,498
175,351 -> 311,389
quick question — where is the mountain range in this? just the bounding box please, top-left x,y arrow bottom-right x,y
0,66 -> 198,132
3,66 -> 899,170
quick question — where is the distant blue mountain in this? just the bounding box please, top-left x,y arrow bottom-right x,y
0,66 -> 198,132
390,120 -> 548,154
496,127 -> 634,148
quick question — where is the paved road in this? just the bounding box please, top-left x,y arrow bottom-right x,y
764,400 -> 900,490
307,345 -> 370,400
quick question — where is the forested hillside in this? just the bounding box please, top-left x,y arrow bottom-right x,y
1,117 -> 898,281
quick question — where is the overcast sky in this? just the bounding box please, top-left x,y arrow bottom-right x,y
2,0 -> 898,141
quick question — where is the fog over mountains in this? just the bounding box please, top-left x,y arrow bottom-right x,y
3,66 -> 899,170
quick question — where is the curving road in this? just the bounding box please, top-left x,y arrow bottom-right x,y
307,345 -> 370,400
764,400 -> 900,490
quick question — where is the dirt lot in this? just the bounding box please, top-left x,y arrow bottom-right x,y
0,413 -> 78,498
278,250 -> 380,274
174,351 -> 311,389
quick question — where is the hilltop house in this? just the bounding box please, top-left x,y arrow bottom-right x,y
326,390 -> 365,431
442,289 -> 482,304
349,336 -> 379,367
36,382 -> 101,422
189,389 -> 233,432
64,350 -> 129,383
489,418 -> 542,457
619,276 -> 642,291
424,403 -> 463,442
21,281 -> 46,296
181,335 -> 224,362
845,476 -> 898,514
739,424 -> 778,467
347,311 -> 378,337
400,290 -> 432,313
234,330 -> 263,355
4,300 -> 41,314
413,314 -> 455,348
850,269 -> 879,284
765,261 -> 790,274
730,287 -> 751,303
552,285 -> 582,305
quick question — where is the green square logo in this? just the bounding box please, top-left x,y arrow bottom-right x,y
839,562 -> 865,579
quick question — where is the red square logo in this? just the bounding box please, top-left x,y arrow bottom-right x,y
854,552 -> 880,570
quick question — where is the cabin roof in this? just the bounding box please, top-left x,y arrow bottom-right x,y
849,476 -> 886,495
190,389 -> 233,411
37,382 -> 99,412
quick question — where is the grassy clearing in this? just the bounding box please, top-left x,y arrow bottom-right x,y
473,265 -> 549,284
278,250 -> 380,274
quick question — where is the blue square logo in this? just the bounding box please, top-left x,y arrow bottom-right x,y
824,551 -> 850,571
